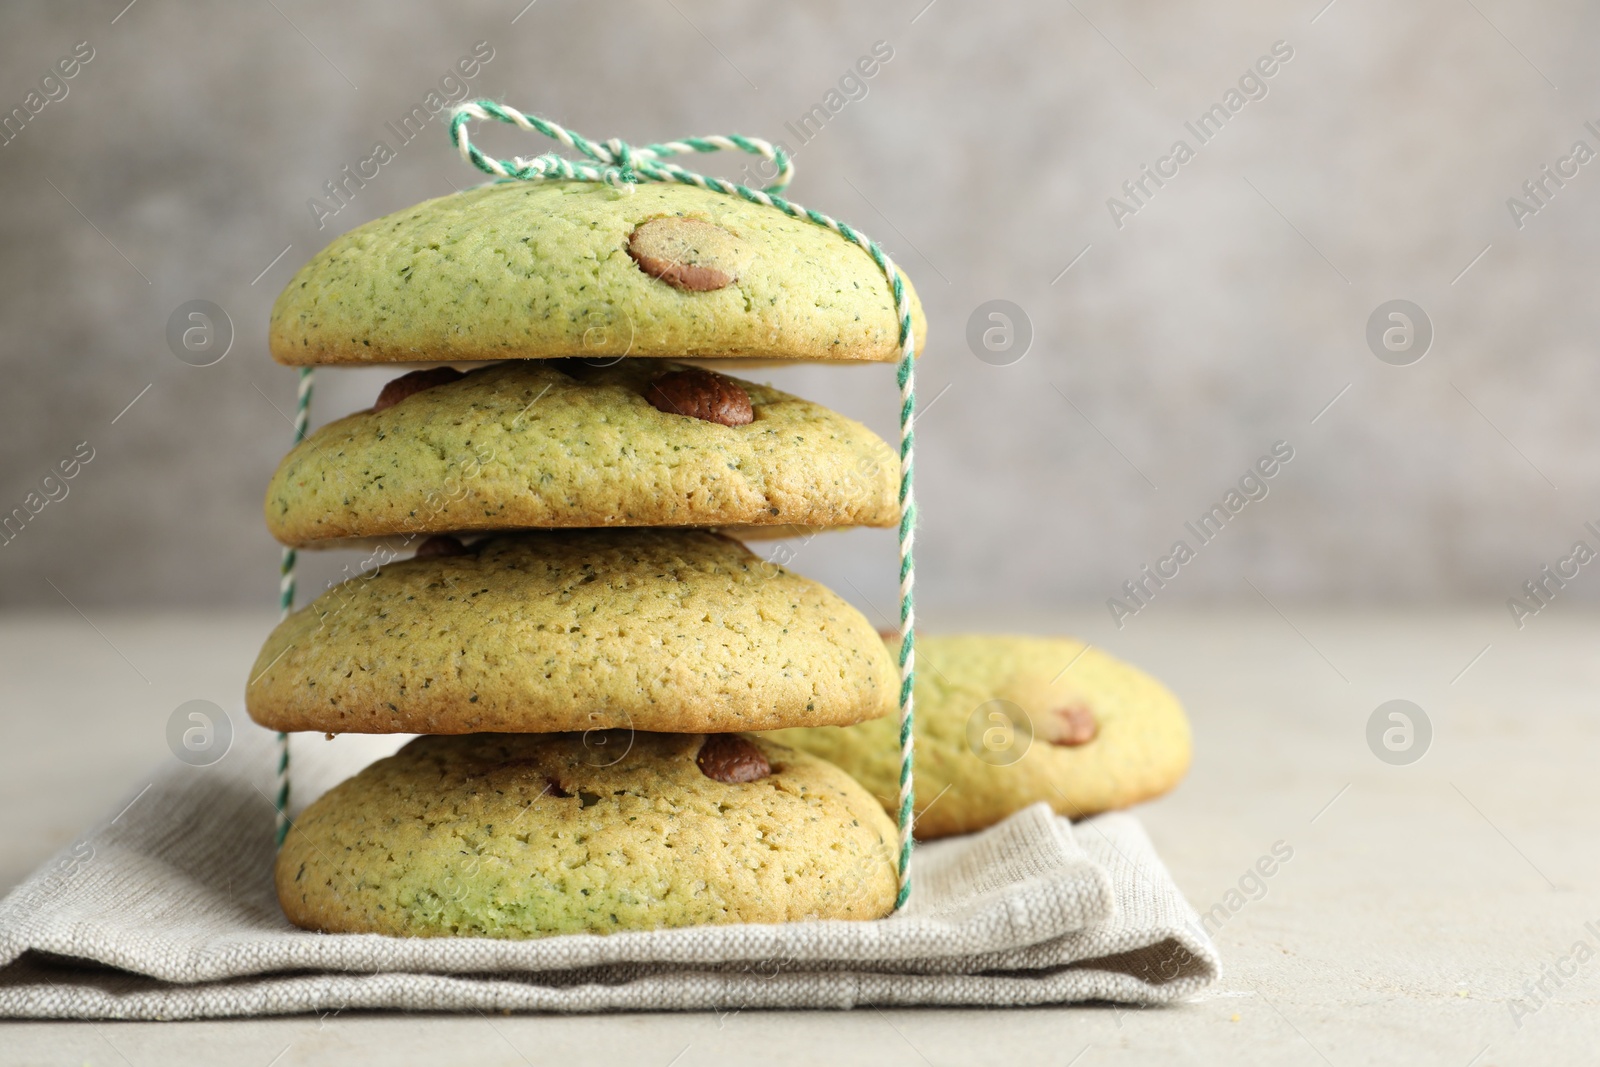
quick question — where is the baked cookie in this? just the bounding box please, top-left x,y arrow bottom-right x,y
276,732 -> 899,938
247,529 -> 897,735
767,634 -> 1191,839
264,360 -> 898,548
270,181 -> 927,365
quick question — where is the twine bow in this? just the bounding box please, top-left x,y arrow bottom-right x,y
446,101 -> 920,911
449,100 -> 794,193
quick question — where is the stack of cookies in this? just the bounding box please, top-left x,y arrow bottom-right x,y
246,179 -> 926,939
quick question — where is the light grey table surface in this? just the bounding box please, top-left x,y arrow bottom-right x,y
1,606 -> 1595,1065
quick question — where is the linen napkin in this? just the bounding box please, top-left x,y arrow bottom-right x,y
0,723 -> 1218,1019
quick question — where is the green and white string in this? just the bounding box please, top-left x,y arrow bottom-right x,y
450,102 -> 918,907
274,366 -> 314,848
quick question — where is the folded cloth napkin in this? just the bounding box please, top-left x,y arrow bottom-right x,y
0,723 -> 1219,1019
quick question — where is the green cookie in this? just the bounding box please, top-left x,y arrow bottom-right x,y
277,732 -> 899,938
264,360 -> 898,548
247,529 -> 898,736
768,634 -> 1192,838
270,181 -> 927,365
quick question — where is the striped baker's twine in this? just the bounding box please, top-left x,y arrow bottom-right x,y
448,101 -> 795,193
893,314 -> 916,909
274,366 -> 315,849
449,102 -> 918,908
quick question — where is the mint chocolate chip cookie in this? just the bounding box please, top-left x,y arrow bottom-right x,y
277,731 -> 898,937
270,181 -> 927,365
247,529 -> 898,735
264,360 -> 898,548
768,634 -> 1192,838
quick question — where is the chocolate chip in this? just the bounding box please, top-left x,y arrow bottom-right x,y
627,217 -> 743,291
646,368 -> 754,427
1047,704 -> 1098,746
373,367 -> 465,412
414,535 -> 468,559
696,735 -> 771,783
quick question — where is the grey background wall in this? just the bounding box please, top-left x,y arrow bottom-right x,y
3,0 -> 1599,628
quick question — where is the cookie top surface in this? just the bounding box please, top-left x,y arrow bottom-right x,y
767,634 -> 1191,839
276,732 -> 899,938
264,360 -> 899,548
269,181 -> 927,365
247,529 -> 898,735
